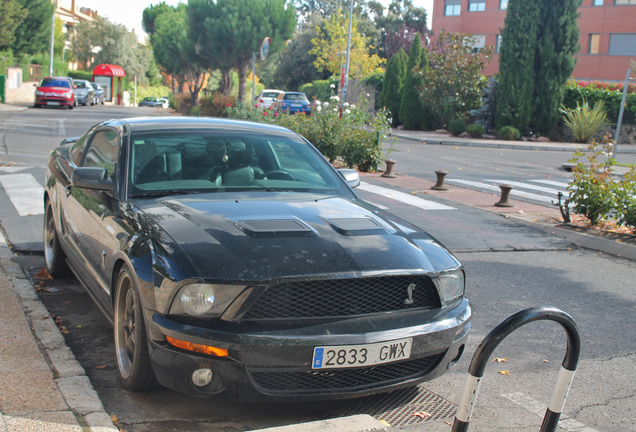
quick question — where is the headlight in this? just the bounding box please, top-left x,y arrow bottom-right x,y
64,91 -> 74,98
169,283 -> 243,317
434,269 -> 465,306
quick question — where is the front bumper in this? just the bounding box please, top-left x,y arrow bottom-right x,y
145,299 -> 471,401
35,96 -> 73,107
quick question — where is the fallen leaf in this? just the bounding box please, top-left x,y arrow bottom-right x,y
75,325 -> 83,329
95,365 -> 109,369
412,411 -> 432,419
543,359 -> 549,363
498,370 -> 511,376
379,420 -> 390,426
493,357 -> 509,363
445,421 -> 453,426
35,268 -> 53,280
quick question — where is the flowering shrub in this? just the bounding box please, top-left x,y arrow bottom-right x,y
568,135 -> 618,225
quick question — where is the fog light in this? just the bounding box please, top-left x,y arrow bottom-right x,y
192,368 -> 213,387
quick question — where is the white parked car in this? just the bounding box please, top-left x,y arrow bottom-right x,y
254,89 -> 283,109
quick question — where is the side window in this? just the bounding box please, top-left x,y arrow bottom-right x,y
69,133 -> 90,165
82,130 -> 120,177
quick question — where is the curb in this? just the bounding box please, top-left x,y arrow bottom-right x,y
391,131 -> 636,154
249,414 -> 387,432
0,233 -> 117,432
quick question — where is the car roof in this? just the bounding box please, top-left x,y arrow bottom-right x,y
115,116 -> 300,137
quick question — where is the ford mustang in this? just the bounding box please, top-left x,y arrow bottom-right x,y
44,117 -> 470,400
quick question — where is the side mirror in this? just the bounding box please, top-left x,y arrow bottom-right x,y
337,168 -> 360,188
72,167 -> 113,191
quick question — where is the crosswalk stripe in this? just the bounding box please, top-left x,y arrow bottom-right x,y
485,179 -> 564,195
359,182 -> 456,210
445,179 -> 557,204
530,179 -> 570,188
0,174 -> 44,216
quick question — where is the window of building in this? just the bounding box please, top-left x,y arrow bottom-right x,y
469,35 -> 486,53
500,0 -> 509,9
588,34 -> 600,54
469,0 -> 486,11
445,0 -> 461,15
594,0 -> 603,5
495,35 -> 502,54
615,0 -> 636,4
609,33 -> 636,55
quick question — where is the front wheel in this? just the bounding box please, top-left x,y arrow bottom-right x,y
43,201 -> 69,277
114,266 -> 156,391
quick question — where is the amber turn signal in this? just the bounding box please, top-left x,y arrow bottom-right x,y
166,336 -> 228,357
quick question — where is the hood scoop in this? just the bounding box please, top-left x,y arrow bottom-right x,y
327,217 -> 387,236
234,217 -> 317,238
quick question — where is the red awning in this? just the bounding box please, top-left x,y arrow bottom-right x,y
93,64 -> 126,77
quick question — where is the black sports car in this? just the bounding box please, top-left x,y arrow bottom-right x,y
44,117 -> 470,400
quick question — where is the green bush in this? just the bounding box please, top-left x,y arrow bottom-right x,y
68,70 -> 92,81
498,126 -> 520,140
447,119 -> 466,136
560,99 -> 608,143
563,82 -> 636,124
615,170 -> 636,228
568,136 -> 617,225
299,78 -> 338,102
466,124 -> 486,138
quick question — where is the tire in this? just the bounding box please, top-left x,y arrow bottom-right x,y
114,265 -> 156,391
43,201 -> 69,277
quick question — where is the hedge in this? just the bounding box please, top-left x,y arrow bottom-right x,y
563,82 -> 636,125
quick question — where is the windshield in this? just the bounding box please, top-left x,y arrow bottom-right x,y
40,79 -> 71,88
284,93 -> 308,101
128,131 -> 352,198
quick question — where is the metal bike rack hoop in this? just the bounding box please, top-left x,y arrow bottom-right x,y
452,306 -> 581,432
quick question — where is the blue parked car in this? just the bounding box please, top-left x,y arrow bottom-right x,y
273,92 -> 311,115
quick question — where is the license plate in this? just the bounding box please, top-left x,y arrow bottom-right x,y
47,101 -> 60,106
291,103 -> 302,107
312,338 -> 412,369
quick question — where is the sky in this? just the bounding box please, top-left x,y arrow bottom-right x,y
78,0 -> 435,40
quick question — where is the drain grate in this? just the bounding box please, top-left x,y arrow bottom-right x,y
325,385 -> 457,427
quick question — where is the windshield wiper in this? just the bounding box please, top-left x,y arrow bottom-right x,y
131,190 -> 200,198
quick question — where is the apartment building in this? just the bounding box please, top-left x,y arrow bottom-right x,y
431,0 -> 636,81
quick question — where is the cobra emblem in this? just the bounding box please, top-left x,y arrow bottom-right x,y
404,283 -> 416,305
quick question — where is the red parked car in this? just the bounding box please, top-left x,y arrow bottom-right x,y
34,77 -> 75,109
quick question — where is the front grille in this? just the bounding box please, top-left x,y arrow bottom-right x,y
242,275 -> 440,320
249,354 -> 444,393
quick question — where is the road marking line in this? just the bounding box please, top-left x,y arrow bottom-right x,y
358,182 -> 456,210
530,179 -> 570,188
0,173 -> 44,216
0,166 -> 29,173
445,179 -> 557,204
501,392 -> 599,432
485,179 -> 564,195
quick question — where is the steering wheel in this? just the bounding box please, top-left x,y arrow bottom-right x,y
263,170 -> 296,181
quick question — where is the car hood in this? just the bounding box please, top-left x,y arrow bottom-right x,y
37,86 -> 71,93
133,193 -> 460,281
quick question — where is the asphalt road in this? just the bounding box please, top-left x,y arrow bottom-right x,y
2,106 -> 635,431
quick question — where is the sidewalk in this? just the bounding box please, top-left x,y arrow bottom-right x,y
0,234 -> 117,432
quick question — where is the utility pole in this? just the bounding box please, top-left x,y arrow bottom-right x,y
49,10 -> 55,76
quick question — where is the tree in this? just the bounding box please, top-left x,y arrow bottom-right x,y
532,0 -> 582,135
420,31 -> 492,127
11,0 -> 55,56
272,19 -> 330,91
399,32 -> 427,130
496,0 -> 581,136
378,48 -> 407,127
495,0 -> 540,134
152,5 -> 207,109
0,0 -> 27,51
188,0 -> 296,102
309,8 -> 385,79
373,0 -> 428,59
